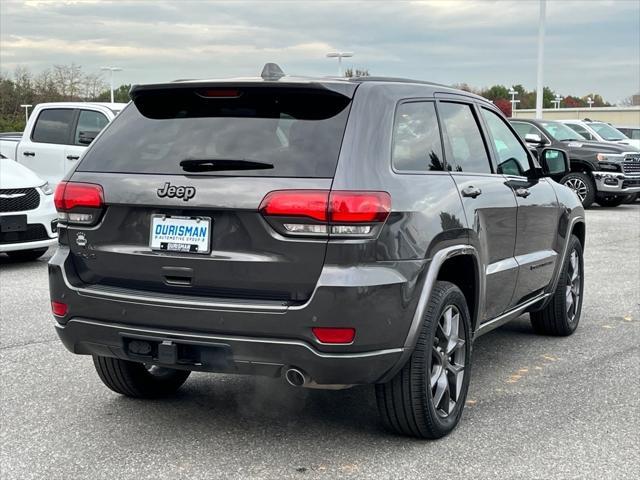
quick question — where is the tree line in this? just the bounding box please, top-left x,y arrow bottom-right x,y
0,63 -> 627,132
0,64 -> 130,131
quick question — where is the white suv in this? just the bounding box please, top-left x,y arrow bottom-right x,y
0,154 -> 58,260
561,119 -> 640,150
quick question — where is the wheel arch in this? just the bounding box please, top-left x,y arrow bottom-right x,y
377,245 -> 483,383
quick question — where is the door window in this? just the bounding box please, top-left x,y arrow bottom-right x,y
438,102 -> 491,173
481,108 -> 532,177
564,123 -> 594,140
392,102 -> 444,171
75,110 -> 109,145
31,109 -> 74,144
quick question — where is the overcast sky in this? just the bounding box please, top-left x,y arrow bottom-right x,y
1,0 -> 639,103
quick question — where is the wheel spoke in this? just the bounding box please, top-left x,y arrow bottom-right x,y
447,363 -> 465,400
433,372 -> 448,410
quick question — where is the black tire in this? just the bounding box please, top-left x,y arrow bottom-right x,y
622,193 -> 638,204
376,281 -> 472,439
560,172 -> 596,208
530,235 -> 584,336
92,356 -> 191,398
596,195 -> 626,208
6,247 -> 48,261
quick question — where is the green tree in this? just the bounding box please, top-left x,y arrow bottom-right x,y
344,68 -> 370,78
96,84 -> 131,103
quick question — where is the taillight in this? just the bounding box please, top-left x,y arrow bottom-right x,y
54,181 -> 104,225
259,190 -> 391,237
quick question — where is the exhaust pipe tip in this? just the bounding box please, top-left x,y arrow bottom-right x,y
285,368 -> 307,387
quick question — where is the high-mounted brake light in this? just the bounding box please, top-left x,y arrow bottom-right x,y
54,181 -> 104,225
196,88 -> 242,98
259,190 -> 391,237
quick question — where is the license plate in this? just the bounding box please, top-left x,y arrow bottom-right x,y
150,215 -> 211,254
0,215 -> 27,233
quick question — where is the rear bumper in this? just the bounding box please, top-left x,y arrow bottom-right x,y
55,318 -> 403,385
49,247 -> 425,386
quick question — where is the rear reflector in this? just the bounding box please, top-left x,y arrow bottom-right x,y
312,327 -> 355,344
51,301 -> 68,317
54,182 -> 104,211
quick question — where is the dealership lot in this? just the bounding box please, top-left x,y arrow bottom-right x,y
1,205 -> 638,479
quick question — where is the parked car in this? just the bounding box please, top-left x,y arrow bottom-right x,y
616,125 -> 640,141
0,102 -> 126,186
49,65 -> 585,439
510,118 -> 640,207
0,153 -> 58,260
560,119 -> 640,150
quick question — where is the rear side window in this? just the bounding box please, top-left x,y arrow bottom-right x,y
78,87 -> 351,177
31,109 -> 74,144
75,110 -> 109,145
439,102 -> 491,173
392,102 -> 444,172
565,123 -> 594,140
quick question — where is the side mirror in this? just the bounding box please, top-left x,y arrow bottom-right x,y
524,133 -> 547,146
540,148 -> 570,177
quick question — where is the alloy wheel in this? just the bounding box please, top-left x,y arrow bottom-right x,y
430,305 -> 466,417
564,178 -> 588,202
566,249 -> 581,323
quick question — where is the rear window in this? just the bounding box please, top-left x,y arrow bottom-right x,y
78,87 -> 351,177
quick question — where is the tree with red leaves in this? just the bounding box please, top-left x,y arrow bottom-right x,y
494,98 -> 512,117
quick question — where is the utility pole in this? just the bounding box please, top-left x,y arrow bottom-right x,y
587,97 -> 594,108
326,52 -> 354,76
508,88 -> 520,114
100,66 -> 123,103
535,0 -> 546,119
20,104 -> 32,124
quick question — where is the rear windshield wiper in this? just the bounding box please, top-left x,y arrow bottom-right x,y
180,159 -> 274,172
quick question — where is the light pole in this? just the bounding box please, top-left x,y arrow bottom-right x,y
100,66 -> 123,103
19,104 -> 32,123
326,52 -> 354,77
552,95 -> 563,109
508,88 -> 520,113
587,97 -> 594,108
535,0 -> 546,119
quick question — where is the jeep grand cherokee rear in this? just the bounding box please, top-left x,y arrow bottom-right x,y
50,68 -> 585,439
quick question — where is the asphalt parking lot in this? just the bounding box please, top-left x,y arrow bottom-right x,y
1,204 -> 638,480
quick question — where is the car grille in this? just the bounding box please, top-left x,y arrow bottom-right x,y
622,154 -> 640,174
0,224 -> 49,244
0,188 -> 40,212
622,179 -> 640,188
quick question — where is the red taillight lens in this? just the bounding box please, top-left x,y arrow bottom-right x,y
329,191 -> 391,223
197,88 -> 241,98
259,190 -> 329,222
312,327 -> 356,344
54,181 -> 104,211
51,301 -> 68,317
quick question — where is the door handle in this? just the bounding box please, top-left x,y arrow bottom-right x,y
461,186 -> 482,198
515,187 -> 531,198
66,155 -> 80,161
23,151 -> 35,157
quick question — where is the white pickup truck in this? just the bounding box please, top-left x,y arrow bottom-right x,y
0,102 -> 127,185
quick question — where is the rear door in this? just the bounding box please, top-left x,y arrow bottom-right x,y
68,85 -> 354,304
479,107 -> 560,304
64,108 -> 110,173
437,99 -> 519,320
17,107 -> 76,185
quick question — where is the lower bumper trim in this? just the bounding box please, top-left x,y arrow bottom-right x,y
55,318 -> 404,387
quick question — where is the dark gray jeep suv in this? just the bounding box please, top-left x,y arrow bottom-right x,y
49,65 -> 585,438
